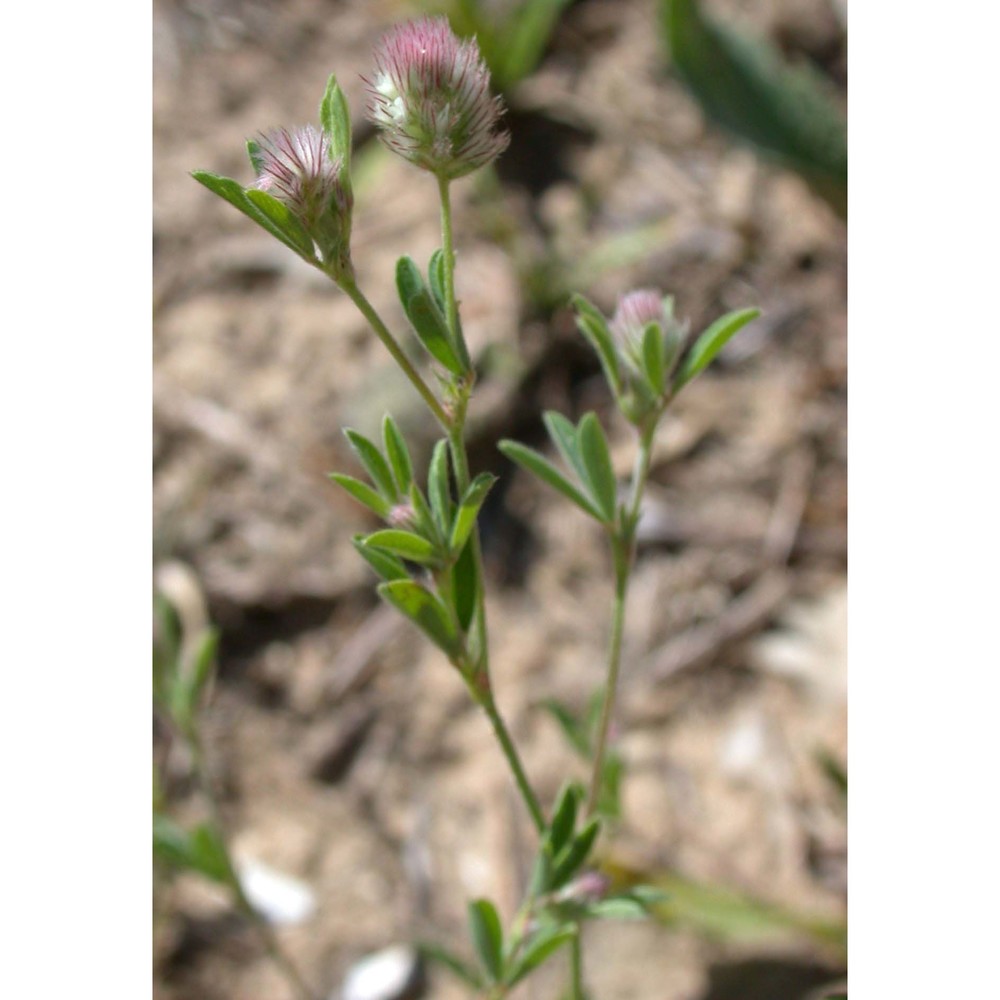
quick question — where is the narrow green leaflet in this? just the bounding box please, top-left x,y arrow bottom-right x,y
552,818 -> 601,888
450,473 -> 497,554
577,414 -> 617,523
378,580 -> 460,658
548,782 -> 582,855
428,249 -> 469,368
344,429 -> 398,501
571,293 -> 622,395
428,440 -> 453,534
244,189 -> 315,257
407,290 -> 465,375
319,73 -> 352,164
396,254 -> 426,305
527,843 -> 555,896
641,321 -> 666,395
506,924 -> 576,987
191,171 -> 316,261
417,941 -> 484,990
365,530 -> 439,565
428,248 -> 448,314
542,411 -> 590,485
329,473 -> 392,518
585,897 -> 648,921
467,899 -> 504,983
498,441 -> 605,522
352,535 -> 409,582
582,886 -> 670,922
673,307 -> 759,391
396,257 -> 463,375
381,415 -> 413,494
452,536 -> 478,633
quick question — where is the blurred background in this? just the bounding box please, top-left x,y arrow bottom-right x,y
153,0 -> 847,997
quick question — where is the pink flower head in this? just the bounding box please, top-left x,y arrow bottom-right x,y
365,17 -> 509,180
610,289 -> 669,347
252,125 -> 353,270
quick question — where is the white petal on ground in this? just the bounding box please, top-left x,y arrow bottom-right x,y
235,857 -> 316,926
339,945 -> 421,1000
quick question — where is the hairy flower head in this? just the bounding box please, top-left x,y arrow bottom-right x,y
252,125 -> 353,272
365,17 -> 509,180
610,290 -> 670,347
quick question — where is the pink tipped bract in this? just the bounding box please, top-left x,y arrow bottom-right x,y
253,125 -> 346,227
365,17 -> 509,180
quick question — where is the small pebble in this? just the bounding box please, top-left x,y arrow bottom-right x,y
235,858 -> 316,926
339,945 -> 423,1000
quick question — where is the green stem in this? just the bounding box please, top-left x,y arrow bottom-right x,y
585,551 -> 628,816
448,414 -> 490,668
482,690 -> 547,834
624,416 -> 657,535
339,276 -> 451,430
437,175 -> 472,371
586,418 -> 657,816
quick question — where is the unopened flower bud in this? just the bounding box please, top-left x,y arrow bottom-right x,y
555,870 -> 611,905
612,289 -> 685,379
252,125 -> 353,274
610,290 -> 667,347
365,17 -> 509,180
387,502 -> 417,529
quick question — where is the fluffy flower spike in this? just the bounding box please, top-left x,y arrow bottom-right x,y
252,125 -> 353,272
365,17 -> 509,180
